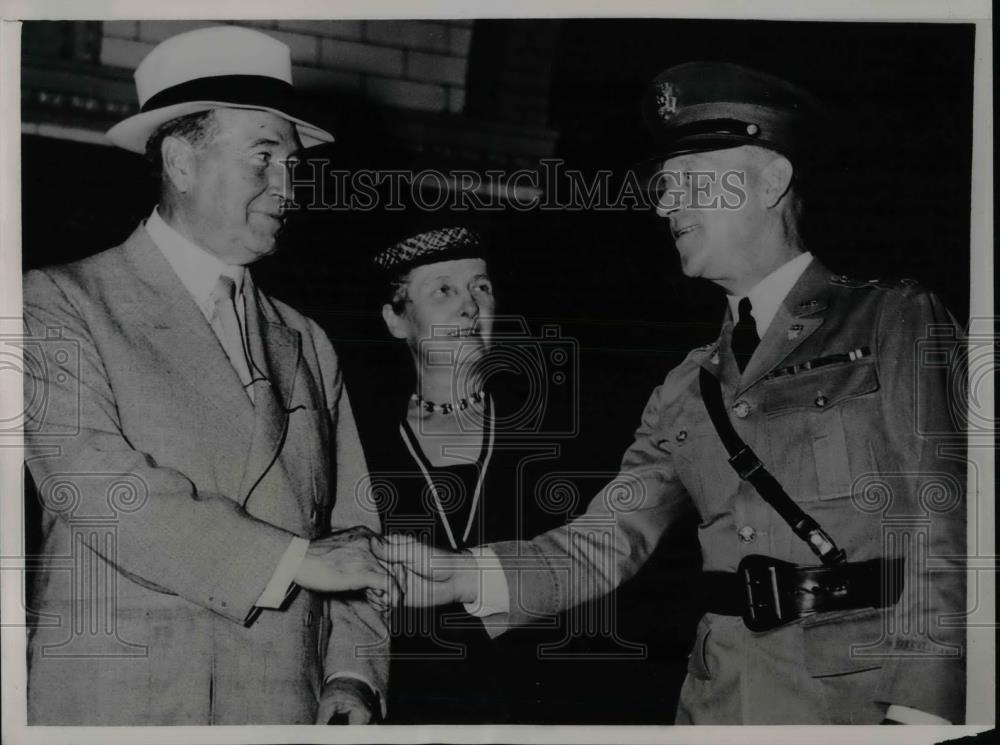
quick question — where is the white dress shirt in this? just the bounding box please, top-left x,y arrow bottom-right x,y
726,251 -> 814,339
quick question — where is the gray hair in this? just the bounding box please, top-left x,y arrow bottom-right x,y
144,110 -> 219,182
386,269 -> 413,315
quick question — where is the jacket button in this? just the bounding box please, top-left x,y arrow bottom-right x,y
310,506 -> 318,524
304,611 -> 314,627
731,400 -> 751,418
738,526 -> 757,543
814,394 -> 828,408
676,429 -> 688,442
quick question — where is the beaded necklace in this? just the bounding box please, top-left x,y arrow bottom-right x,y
411,390 -> 485,415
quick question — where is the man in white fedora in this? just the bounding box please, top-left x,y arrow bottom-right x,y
23,25 -> 392,725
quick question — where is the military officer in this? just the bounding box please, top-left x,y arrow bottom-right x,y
382,61 -> 967,725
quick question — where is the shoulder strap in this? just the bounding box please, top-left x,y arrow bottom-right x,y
698,367 -> 847,566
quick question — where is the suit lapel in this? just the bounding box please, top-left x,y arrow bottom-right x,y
237,275 -> 301,504
736,259 -> 832,396
119,225 -> 256,440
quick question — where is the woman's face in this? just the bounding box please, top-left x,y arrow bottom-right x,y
383,257 -> 496,366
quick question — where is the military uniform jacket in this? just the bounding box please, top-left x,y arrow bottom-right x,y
22,224 -> 388,724
489,259 -> 966,724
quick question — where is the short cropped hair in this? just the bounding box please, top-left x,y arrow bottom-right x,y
144,110 -> 219,182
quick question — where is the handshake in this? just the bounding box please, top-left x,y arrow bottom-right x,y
293,526 -> 485,612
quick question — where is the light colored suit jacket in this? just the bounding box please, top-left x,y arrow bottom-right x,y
488,260 -> 966,724
23,224 -> 388,724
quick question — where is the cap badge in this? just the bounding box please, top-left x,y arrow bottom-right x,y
655,82 -> 679,120
787,324 -> 804,340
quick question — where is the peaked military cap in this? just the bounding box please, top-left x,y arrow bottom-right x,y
374,227 -> 486,275
641,61 -> 824,162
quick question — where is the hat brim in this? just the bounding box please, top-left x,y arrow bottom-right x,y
106,100 -> 334,153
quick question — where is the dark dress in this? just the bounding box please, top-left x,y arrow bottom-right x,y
361,388 -> 564,723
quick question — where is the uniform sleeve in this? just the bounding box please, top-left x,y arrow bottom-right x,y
872,287 -> 967,722
486,374 -> 693,628
22,268 -> 296,624
312,324 -> 390,702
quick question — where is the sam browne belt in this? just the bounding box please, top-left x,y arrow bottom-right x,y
698,367 -> 904,631
702,554 -> 904,632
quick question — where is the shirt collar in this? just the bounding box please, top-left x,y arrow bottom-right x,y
726,251 -> 814,338
145,207 -> 246,318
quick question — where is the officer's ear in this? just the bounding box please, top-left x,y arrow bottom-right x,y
759,155 -> 795,209
161,135 -> 198,194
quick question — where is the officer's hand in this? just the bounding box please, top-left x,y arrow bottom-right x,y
316,677 -> 381,725
373,534 -> 481,607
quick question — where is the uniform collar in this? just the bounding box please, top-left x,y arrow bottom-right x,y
726,251 -> 813,338
145,206 -> 246,319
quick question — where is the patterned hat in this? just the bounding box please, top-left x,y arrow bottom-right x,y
641,61 -> 824,161
374,227 -> 485,274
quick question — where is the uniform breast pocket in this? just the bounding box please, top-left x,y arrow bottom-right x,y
763,361 -> 880,502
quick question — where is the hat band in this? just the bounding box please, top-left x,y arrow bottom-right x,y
141,74 -> 299,114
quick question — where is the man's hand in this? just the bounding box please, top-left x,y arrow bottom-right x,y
316,677 -> 381,725
294,526 -> 401,606
373,534 -> 481,607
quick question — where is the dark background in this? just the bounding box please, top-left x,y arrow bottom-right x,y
21,18 -> 976,724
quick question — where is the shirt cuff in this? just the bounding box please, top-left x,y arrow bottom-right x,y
323,672 -> 387,720
461,546 -> 510,620
255,537 -> 309,608
885,704 -> 951,724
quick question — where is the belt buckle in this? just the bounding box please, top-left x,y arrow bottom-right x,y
738,554 -> 799,632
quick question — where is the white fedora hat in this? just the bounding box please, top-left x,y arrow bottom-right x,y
106,25 -> 334,153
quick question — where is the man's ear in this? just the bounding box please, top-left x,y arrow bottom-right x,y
382,304 -> 409,340
161,136 -> 196,194
759,154 -> 795,209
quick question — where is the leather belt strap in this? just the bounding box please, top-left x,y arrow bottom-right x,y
701,555 -> 904,631
698,367 -> 847,566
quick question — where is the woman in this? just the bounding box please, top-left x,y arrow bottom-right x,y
362,226 -> 561,723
